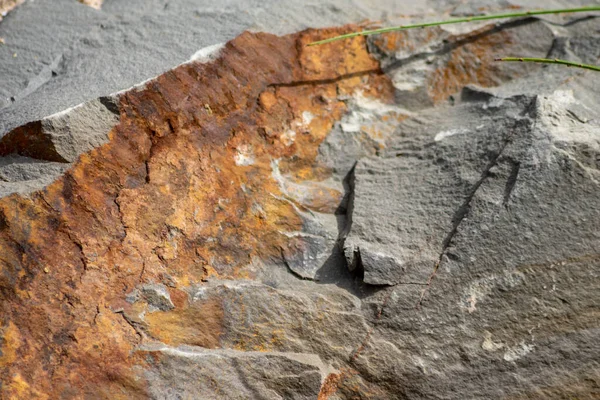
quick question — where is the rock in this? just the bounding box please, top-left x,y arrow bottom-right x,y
142,344 -> 326,400
282,234 -> 331,280
0,0 -> 430,136
0,154 -> 69,197
0,24 -> 391,399
1,2 -> 600,399
340,69 -> 600,398
343,94 -> 531,286
0,96 -> 119,163
140,284 -> 175,312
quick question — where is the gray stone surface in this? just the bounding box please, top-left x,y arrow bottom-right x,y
0,154 -> 68,196
140,283 -> 175,312
339,86 -> 600,397
143,344 -> 326,400
0,95 -> 118,195
36,96 -> 119,162
330,19 -> 600,396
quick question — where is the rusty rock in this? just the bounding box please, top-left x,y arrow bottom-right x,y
0,27 -> 391,398
2,6 -> 600,400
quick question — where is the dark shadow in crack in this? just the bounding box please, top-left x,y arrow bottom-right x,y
313,242 -> 385,300
556,14 -> 598,28
313,162 -> 385,299
269,68 -> 383,89
380,17 -> 540,73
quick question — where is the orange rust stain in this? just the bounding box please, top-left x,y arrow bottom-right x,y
372,24 -> 513,104
370,26 -> 447,57
232,326 -> 286,353
428,28 -> 514,103
318,372 -> 343,400
371,23 -> 529,105
3,373 -> 48,400
168,287 -> 189,309
0,26 -> 392,398
0,321 -> 20,367
144,299 -> 224,348
317,367 -> 384,399
298,27 -> 381,80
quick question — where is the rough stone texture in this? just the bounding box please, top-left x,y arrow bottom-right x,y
1,1 -> 600,399
0,96 -> 119,162
0,25 -> 392,399
142,344 -> 326,400
1,0 -> 592,135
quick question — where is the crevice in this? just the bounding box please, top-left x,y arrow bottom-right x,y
503,161 -> 520,207
315,162 -> 369,291
269,68 -> 382,89
338,162 -> 357,240
112,195 -> 128,246
138,260 -> 147,283
166,118 -> 175,134
98,96 -> 120,116
417,120 -> 525,307
92,305 -> 101,325
380,17 -> 539,73
143,125 -> 159,185
145,159 -> 151,184
61,227 -> 88,273
350,248 -> 364,278
37,193 -> 89,277
557,14 -> 598,28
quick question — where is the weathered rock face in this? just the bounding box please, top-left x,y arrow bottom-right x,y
0,26 -> 391,398
1,5 -> 599,400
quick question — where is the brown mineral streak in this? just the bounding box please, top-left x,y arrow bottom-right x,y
371,23 -> 518,104
318,372 -> 343,400
428,27 -> 514,103
0,27 -> 392,398
144,299 -> 224,348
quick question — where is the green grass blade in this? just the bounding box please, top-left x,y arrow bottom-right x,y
495,57 -> 600,72
308,6 -> 600,46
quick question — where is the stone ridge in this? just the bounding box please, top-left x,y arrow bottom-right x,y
0,26 -> 392,398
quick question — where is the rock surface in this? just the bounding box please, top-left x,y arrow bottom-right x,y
1,1 -> 599,399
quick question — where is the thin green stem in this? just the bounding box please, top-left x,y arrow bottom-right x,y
308,6 -> 600,46
495,57 -> 600,72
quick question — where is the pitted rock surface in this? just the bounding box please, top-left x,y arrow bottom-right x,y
1,1 -> 599,399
